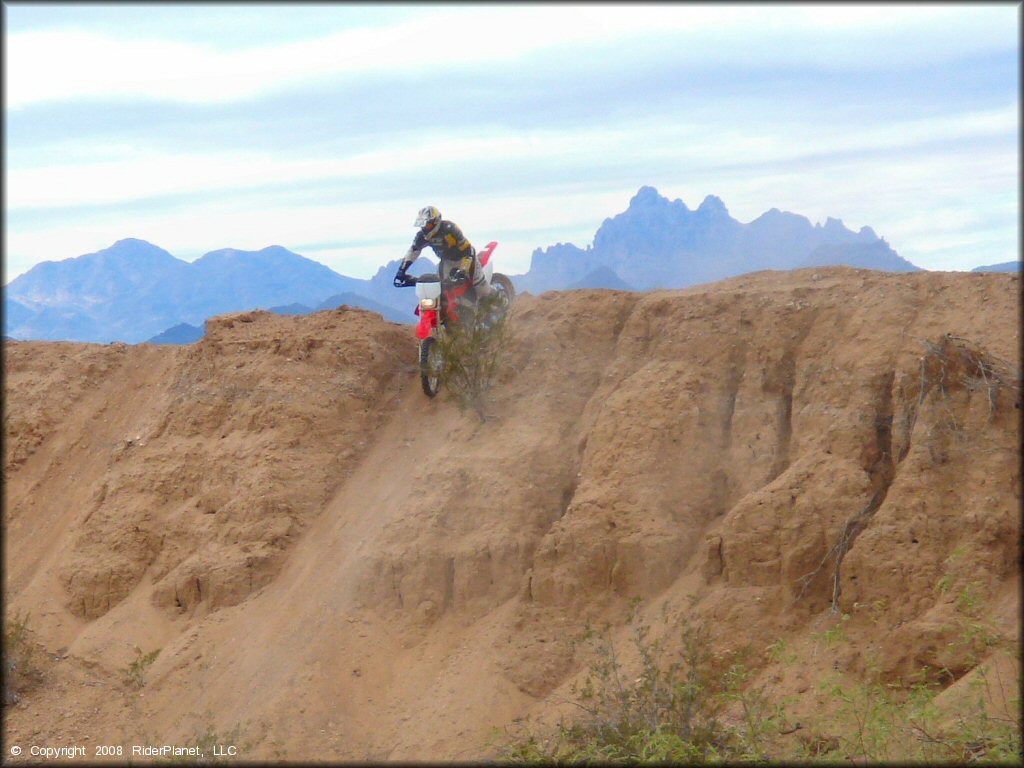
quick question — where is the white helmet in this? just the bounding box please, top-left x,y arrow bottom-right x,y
415,206 -> 441,235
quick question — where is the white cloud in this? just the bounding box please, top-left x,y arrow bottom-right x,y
6,5 -> 1015,109
9,102 -> 1015,213
6,130 -> 587,209
3,4 -> 1018,281
5,8 -> 696,108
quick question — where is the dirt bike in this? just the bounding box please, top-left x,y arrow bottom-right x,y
393,241 -> 516,397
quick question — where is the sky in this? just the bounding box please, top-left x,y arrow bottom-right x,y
3,2 -> 1020,282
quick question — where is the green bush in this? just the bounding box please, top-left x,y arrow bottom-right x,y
496,616 -> 785,763
125,646 -> 161,689
810,669 -> 1021,763
152,711 -> 255,764
437,293 -> 513,421
496,612 -> 1021,764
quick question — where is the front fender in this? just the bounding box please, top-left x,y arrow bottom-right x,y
416,309 -> 438,340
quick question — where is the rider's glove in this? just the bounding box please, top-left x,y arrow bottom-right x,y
393,265 -> 408,287
449,268 -> 467,283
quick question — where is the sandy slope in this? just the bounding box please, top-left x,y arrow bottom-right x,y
4,268 -> 1020,761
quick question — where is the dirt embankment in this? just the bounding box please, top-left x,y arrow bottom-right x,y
4,267 -> 1020,761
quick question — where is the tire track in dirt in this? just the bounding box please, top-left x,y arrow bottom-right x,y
137,378 -> 475,755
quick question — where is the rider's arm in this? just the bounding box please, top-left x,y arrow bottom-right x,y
401,231 -> 429,270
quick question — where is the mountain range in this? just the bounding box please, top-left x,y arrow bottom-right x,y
4,240 -> 433,344
971,261 -> 1020,273
516,186 -> 919,293
144,291 -> 409,344
4,187 -> 934,344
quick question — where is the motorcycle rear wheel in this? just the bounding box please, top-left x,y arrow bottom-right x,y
491,273 -> 516,308
419,336 -> 442,397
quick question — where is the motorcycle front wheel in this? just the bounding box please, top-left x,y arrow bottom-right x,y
419,336 -> 443,397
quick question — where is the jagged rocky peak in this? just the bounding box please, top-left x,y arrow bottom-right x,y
630,185 -> 663,206
628,185 -> 691,213
533,241 -> 589,257
697,194 -> 728,216
752,207 -> 810,224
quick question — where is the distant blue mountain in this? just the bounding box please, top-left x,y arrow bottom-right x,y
565,266 -> 636,292
186,245 -> 367,322
362,255 -> 444,309
3,188 -> 923,342
4,239 -> 404,343
146,322 -> 205,345
313,292 -> 412,324
268,303 -> 314,316
971,261 -> 1020,273
517,186 -> 919,293
146,291 -> 412,344
267,289 -> 418,324
266,292 -> 415,324
515,243 -> 589,295
7,239 -> 192,342
797,240 -> 920,272
4,297 -> 37,332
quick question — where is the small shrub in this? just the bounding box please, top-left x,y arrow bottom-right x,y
820,613 -> 850,648
125,646 -> 161,689
765,638 -> 793,666
721,662 -> 790,760
495,610 -> 1020,764
933,548 -> 1008,667
496,615 -> 773,762
437,294 -> 513,421
155,711 -> 254,764
4,611 -> 42,704
186,721 -> 246,763
813,669 -> 1021,763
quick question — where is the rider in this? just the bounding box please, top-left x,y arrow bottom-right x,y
393,206 -> 492,303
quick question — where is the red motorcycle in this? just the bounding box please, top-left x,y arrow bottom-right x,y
394,241 -> 515,397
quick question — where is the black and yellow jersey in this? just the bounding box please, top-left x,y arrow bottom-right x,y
403,220 -> 475,270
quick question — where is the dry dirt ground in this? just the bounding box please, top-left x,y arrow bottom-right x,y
4,267 -> 1020,762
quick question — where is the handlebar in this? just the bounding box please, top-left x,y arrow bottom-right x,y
393,273 -> 419,288
393,272 -> 467,288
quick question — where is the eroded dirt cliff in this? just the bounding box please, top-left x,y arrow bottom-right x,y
4,267 -> 1020,760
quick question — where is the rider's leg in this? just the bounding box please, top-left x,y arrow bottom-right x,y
471,252 -> 493,301
440,258 -> 474,323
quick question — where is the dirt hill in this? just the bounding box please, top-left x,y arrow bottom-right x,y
4,267 -> 1020,761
